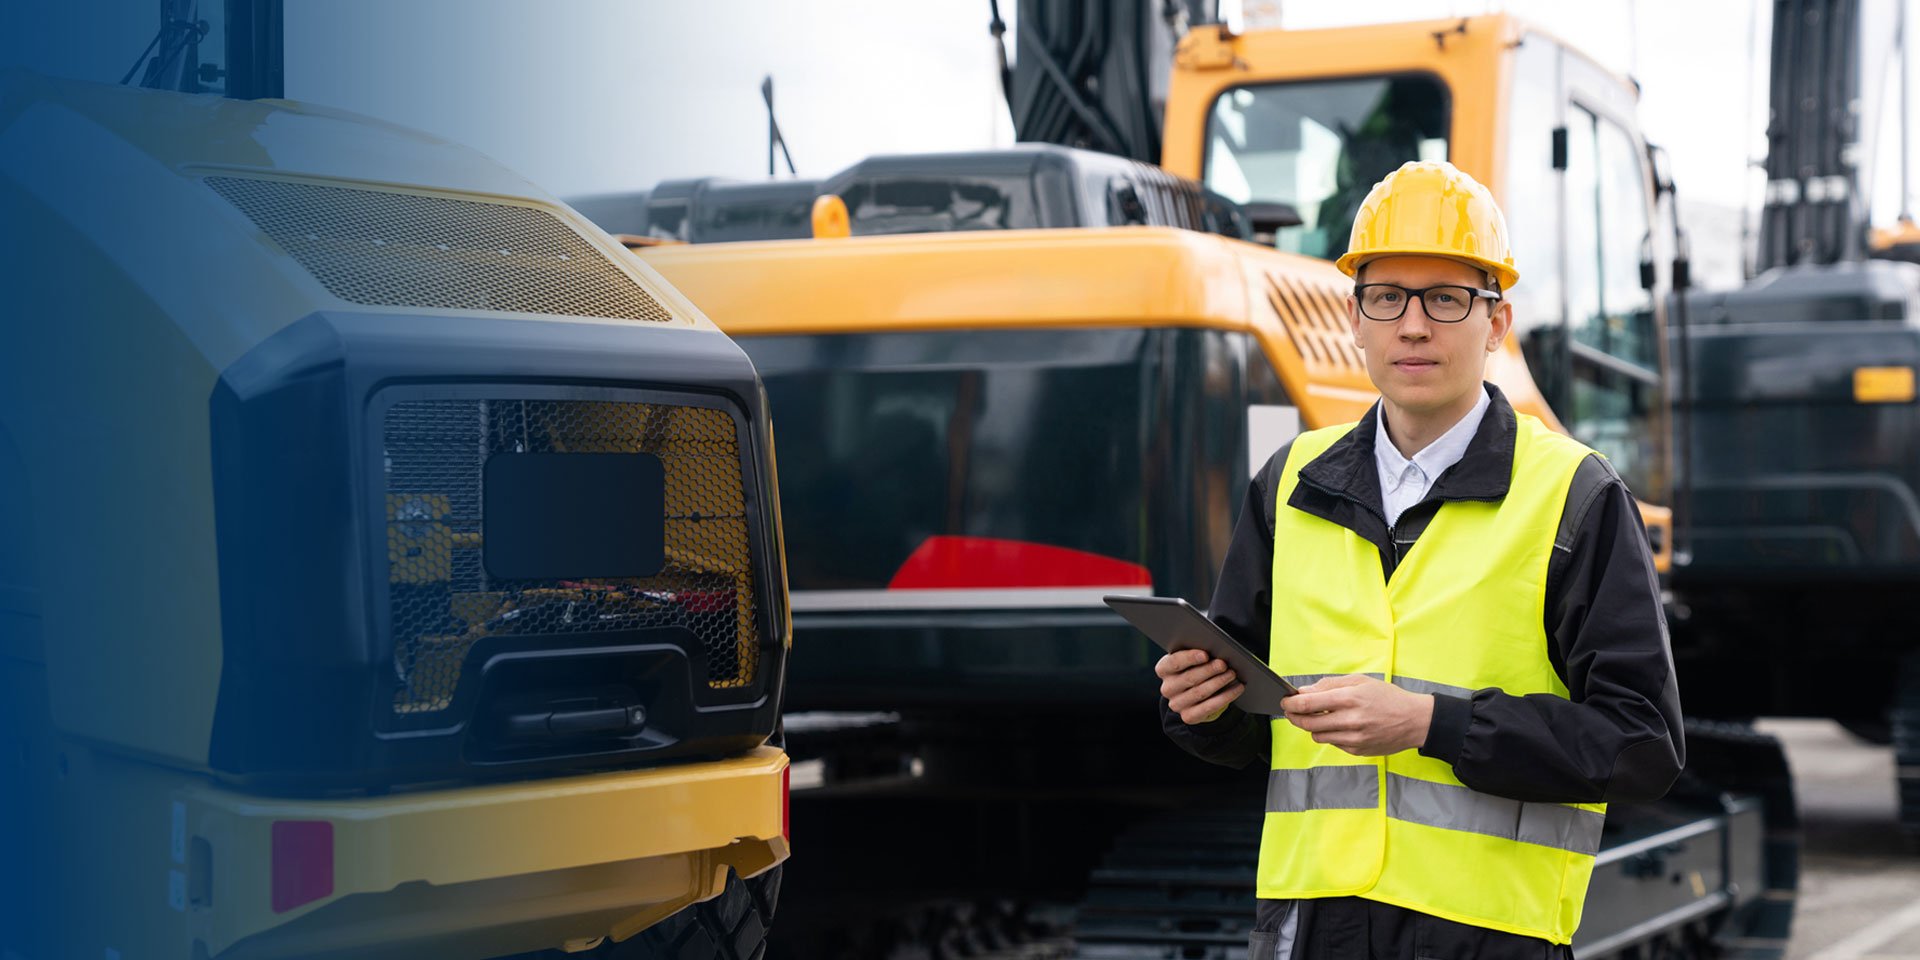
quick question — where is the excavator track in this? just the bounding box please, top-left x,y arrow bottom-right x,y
1064,719 -> 1799,960
1069,803 -> 1262,960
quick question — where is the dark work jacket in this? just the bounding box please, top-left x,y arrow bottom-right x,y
1159,384 -> 1685,806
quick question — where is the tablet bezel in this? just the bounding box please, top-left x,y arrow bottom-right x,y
1105,594 -> 1300,716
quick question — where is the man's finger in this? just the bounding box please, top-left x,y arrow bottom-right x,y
1177,659 -> 1228,694
1280,691 -> 1326,715
1158,659 -> 1220,699
1182,682 -> 1245,724
1283,687 -> 1359,716
1172,667 -> 1238,711
1155,651 -> 1207,679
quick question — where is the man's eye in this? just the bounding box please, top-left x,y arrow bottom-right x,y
1377,290 -> 1403,303
1431,292 -> 1460,305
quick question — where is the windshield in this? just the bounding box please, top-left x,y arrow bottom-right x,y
1203,75 -> 1449,261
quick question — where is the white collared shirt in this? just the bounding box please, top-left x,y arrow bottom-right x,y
1374,385 -> 1492,529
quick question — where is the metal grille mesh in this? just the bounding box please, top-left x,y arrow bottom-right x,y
207,176 -> 675,322
383,398 -> 756,714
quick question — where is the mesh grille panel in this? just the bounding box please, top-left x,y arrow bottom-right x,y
383,398 -> 756,715
207,176 -> 675,322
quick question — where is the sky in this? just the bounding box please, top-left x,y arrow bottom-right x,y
265,0 -> 1858,213
6,0 -> 1917,288
283,1 -> 1019,198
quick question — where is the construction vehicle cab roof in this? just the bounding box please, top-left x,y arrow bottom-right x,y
572,142 -> 1247,245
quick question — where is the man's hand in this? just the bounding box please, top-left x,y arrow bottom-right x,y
1156,648 -> 1245,725
1280,675 -> 1433,757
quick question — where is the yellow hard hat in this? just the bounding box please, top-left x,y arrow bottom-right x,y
1334,160 -> 1520,292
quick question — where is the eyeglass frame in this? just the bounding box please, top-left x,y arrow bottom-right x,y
1352,283 -> 1503,323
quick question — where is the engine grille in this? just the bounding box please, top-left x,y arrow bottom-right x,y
382,397 -> 757,715
206,176 -> 675,322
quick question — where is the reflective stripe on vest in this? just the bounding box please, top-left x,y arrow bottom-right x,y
1263,771 -> 1603,856
1259,411 -> 1600,945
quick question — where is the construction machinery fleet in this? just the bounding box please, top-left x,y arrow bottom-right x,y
608,7 -> 1801,958
1668,0 -> 1920,844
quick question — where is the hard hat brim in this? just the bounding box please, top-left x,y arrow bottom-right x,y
1335,247 -> 1520,293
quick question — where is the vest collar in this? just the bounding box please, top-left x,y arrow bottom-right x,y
1296,383 -> 1519,516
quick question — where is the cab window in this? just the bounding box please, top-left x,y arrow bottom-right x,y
1565,105 -> 1662,496
1203,76 -> 1448,261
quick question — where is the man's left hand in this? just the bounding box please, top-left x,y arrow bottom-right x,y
1280,675 -> 1434,757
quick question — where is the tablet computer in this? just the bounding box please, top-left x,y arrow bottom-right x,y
1104,595 -> 1300,716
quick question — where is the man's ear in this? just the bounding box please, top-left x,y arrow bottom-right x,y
1488,299 -> 1515,351
1347,293 -> 1364,345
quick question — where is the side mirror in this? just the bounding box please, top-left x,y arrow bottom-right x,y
1244,201 -> 1303,245
1645,142 -> 1676,197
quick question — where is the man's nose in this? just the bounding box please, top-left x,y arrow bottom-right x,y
1398,296 -> 1434,339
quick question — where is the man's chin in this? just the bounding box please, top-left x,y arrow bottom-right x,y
1379,387 -> 1467,416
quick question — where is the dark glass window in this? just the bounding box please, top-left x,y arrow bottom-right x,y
840,177 -> 1038,235
1203,75 -> 1449,261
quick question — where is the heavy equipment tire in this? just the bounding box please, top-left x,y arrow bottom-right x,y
595,865 -> 782,960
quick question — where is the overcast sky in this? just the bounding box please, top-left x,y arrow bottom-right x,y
269,0 -> 1912,221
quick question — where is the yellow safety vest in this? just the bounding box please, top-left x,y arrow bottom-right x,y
1259,411 -> 1602,944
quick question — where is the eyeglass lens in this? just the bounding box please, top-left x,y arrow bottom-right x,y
1358,285 -> 1475,322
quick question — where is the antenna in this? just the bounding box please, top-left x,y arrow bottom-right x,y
761,76 -> 798,178
1741,0 -> 1761,279
989,0 -> 1013,114
1901,0 -> 1913,222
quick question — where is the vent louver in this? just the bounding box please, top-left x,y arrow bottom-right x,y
207,176 -> 674,322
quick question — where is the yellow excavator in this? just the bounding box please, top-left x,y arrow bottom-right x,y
0,4 -> 790,957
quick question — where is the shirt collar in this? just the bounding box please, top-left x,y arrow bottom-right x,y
1373,385 -> 1492,486
1294,382 -> 1519,510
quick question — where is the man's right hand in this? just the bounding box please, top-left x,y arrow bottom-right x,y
1156,648 -> 1246,725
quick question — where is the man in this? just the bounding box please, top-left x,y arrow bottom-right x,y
1154,160 -> 1683,959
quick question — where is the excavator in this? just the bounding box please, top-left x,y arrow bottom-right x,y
610,7 -> 1799,958
1668,0 -> 1920,846
0,2 -> 791,957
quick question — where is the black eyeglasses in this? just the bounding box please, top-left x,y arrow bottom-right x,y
1354,284 -> 1501,323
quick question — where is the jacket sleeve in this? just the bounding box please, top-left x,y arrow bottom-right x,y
1418,456 -> 1685,804
1157,445 -> 1288,771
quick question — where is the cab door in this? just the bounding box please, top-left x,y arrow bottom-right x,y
1503,32 -> 1672,507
